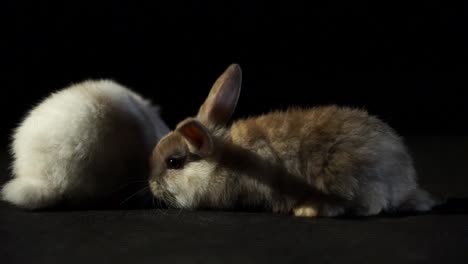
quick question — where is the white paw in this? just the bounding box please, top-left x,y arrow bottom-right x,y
293,205 -> 319,217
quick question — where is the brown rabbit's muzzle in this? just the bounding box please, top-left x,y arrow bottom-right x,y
148,178 -> 179,208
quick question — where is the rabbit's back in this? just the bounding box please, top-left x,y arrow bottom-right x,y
230,106 -> 422,215
3,80 -> 158,209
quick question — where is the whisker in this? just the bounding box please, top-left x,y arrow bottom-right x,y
120,186 -> 150,205
165,193 -> 178,209
109,180 -> 149,194
176,207 -> 184,218
153,196 -> 167,215
157,208 -> 168,215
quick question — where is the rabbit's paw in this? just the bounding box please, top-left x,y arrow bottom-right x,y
293,203 -> 319,217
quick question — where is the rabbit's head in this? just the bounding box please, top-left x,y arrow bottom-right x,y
149,64 -> 242,208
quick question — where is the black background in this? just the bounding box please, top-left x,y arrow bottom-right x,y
1,3 -> 468,263
1,1 -> 466,147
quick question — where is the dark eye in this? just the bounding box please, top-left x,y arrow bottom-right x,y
166,156 -> 185,170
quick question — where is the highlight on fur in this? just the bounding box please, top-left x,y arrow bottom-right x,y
149,64 -> 439,217
2,80 -> 170,209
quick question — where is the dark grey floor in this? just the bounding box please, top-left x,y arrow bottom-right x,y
1,135 -> 467,263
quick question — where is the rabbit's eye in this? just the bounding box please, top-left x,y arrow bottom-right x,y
166,156 -> 185,170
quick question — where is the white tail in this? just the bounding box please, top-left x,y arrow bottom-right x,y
1,178 -> 59,209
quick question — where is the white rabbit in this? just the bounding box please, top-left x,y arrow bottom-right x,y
2,80 -> 169,209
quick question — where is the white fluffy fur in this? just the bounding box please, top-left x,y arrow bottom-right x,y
2,80 -> 169,209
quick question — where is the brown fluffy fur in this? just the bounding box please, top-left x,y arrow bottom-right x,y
149,64 -> 438,217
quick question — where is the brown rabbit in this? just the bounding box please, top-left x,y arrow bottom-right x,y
149,64 -> 438,217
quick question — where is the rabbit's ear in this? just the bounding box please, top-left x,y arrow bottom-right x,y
197,64 -> 242,128
176,118 -> 213,156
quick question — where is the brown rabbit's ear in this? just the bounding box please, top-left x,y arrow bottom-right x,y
197,64 -> 242,128
176,118 -> 213,156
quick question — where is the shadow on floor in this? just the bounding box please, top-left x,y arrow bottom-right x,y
431,198 -> 468,215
